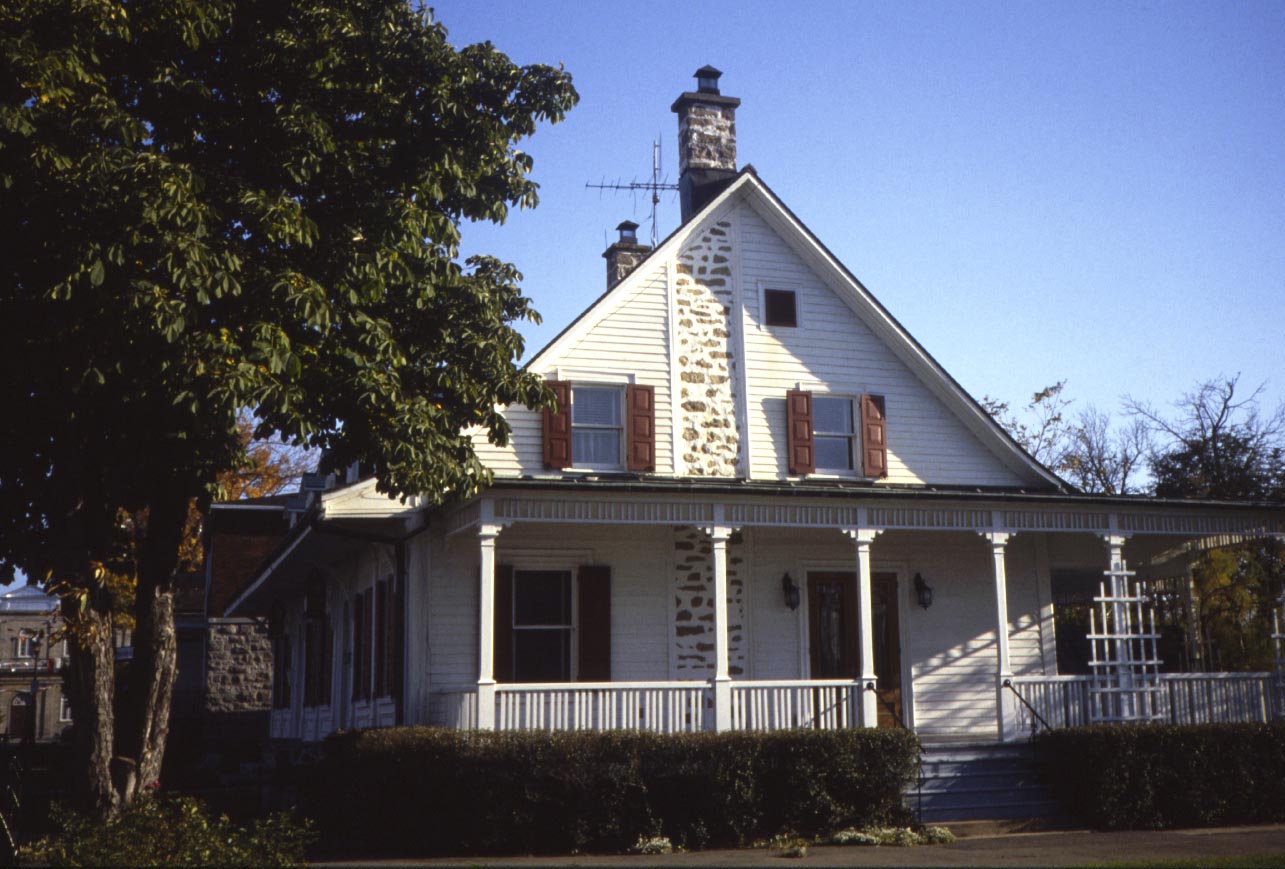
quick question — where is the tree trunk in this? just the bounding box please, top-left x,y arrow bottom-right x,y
119,492 -> 187,804
65,606 -> 119,818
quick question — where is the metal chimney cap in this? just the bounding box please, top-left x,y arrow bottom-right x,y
695,65 -> 722,93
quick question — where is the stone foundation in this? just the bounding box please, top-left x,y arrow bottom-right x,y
205,618 -> 272,713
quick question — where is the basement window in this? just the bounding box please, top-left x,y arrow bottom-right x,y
764,289 -> 798,327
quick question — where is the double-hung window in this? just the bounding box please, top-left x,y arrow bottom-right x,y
511,569 -> 574,682
570,386 -> 623,469
813,396 -> 855,472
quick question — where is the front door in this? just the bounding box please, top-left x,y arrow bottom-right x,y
807,571 -> 903,727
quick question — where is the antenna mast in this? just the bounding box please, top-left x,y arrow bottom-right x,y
586,138 -> 679,246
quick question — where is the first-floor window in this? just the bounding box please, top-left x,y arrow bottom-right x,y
269,601 -> 291,710
59,695 -> 72,722
302,579 -> 332,708
813,396 -> 855,471
512,570 -> 573,682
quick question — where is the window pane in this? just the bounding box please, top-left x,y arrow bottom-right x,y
815,436 -> 852,470
514,570 -> 571,625
573,429 -> 620,465
764,289 -> 797,327
513,629 -> 571,682
572,387 -> 620,426
813,397 -> 853,434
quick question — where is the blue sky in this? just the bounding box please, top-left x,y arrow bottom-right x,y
435,0 -> 1284,421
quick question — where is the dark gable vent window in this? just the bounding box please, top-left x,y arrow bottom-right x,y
764,289 -> 798,327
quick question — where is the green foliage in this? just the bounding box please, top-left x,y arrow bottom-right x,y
0,0 -> 577,579
1037,723 -> 1285,831
301,726 -> 918,856
24,792 -> 315,867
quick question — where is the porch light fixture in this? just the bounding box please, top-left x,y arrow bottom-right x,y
913,573 -> 934,610
781,573 -> 801,611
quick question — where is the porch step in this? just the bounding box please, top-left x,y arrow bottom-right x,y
907,741 -> 1072,825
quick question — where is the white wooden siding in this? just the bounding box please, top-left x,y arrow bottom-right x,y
422,523 -> 675,697
471,266 -> 674,476
735,203 -> 1030,487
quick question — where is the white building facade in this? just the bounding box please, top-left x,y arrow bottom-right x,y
229,69 -> 1285,745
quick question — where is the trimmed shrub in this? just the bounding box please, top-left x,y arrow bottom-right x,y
301,726 -> 918,856
1037,722 -> 1285,830
24,792 -> 314,867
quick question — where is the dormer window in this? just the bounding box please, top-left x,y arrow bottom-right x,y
764,289 -> 798,327
571,385 -> 624,469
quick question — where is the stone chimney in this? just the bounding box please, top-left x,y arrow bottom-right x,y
671,66 -> 741,221
603,220 -> 651,288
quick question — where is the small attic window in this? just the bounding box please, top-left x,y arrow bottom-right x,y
764,289 -> 798,327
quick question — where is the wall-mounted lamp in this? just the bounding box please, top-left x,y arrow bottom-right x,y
782,573 -> 801,611
913,573 -> 934,610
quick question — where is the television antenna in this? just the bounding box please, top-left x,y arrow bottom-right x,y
586,138 -> 679,246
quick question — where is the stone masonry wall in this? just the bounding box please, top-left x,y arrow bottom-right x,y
672,527 -> 745,677
675,220 -> 741,477
676,104 -> 737,172
205,619 -> 272,713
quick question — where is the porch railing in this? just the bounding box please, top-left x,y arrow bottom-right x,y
730,680 -> 861,731
1010,672 -> 1279,732
494,682 -> 708,733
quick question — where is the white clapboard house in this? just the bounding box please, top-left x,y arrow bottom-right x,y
228,68 -> 1285,746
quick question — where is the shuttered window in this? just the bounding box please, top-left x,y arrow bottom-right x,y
544,380 -> 655,473
491,565 -> 611,683
788,390 -> 887,478
813,396 -> 855,471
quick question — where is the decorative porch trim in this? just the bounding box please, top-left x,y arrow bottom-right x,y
442,492 -> 1285,540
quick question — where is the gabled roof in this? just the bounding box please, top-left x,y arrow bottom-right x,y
525,167 -> 1068,491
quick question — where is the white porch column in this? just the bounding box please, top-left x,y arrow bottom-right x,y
843,528 -> 881,728
703,518 -> 735,731
476,522 -> 503,730
987,531 -> 1017,742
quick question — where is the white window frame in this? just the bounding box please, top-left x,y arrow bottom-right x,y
510,567 -> 578,683
568,384 -> 626,472
812,394 -> 858,474
59,695 -> 72,722
757,282 -> 802,330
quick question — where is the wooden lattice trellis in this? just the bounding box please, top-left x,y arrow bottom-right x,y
1087,559 -> 1165,723
1274,594 -> 1284,721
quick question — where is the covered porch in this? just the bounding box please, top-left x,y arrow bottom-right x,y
424,484 -> 1285,740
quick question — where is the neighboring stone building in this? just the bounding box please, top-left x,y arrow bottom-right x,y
0,585 -> 69,743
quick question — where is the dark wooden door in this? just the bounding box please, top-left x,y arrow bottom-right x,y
872,572 -> 902,728
807,572 -> 859,679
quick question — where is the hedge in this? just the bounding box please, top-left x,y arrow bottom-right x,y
300,727 -> 918,855
1037,722 -> 1285,830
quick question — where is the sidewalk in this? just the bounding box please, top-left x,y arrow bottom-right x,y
314,823 -> 1285,867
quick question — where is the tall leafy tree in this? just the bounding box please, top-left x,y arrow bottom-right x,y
0,0 -> 575,816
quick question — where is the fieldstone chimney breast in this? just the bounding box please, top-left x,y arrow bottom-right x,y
603,220 -> 651,289
671,66 -> 741,221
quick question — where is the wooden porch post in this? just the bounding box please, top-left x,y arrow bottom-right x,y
476,521 -> 503,730
705,516 -> 735,731
987,531 -> 1017,741
844,528 -> 881,728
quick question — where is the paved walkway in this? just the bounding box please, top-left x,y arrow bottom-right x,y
314,823 -> 1285,867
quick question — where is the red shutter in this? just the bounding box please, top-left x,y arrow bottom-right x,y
786,390 -> 815,474
861,393 -> 888,479
351,593 -> 365,701
493,565 -> 514,683
543,380 -> 572,469
577,565 -> 611,682
626,384 -> 656,472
